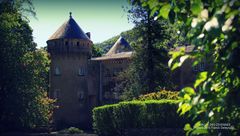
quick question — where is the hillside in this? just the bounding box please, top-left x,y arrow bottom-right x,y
94,27 -> 138,54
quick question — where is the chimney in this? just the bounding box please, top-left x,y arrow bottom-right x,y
86,32 -> 91,39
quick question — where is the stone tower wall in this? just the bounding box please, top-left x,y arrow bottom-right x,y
48,38 -> 93,129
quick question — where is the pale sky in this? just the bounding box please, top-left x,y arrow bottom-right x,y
28,0 -> 134,48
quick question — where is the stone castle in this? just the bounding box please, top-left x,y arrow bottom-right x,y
47,13 -> 207,129
47,13 -> 132,129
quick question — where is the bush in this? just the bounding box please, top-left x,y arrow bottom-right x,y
138,90 -> 179,100
92,104 -> 118,136
58,127 -> 84,134
93,100 -> 186,136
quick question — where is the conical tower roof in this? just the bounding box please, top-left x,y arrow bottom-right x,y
48,12 -> 90,40
106,36 -> 132,56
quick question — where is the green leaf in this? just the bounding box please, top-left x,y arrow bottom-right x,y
194,71 -> 208,88
180,103 -> 192,115
174,6 -> 180,13
184,94 -> 191,100
160,4 -> 171,19
191,0 -> 203,15
171,62 -> 180,71
184,123 -> 192,131
148,0 -> 158,9
192,127 -> 208,135
193,121 -> 202,128
182,87 -> 195,95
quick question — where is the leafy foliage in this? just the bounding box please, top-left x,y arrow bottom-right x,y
0,1 -> 55,132
114,1 -> 183,100
92,44 -> 103,57
140,0 -> 240,135
138,90 -> 179,101
93,100 -> 185,136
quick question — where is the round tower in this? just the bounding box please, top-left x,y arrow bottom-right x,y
47,13 -> 93,129
47,12 -> 92,56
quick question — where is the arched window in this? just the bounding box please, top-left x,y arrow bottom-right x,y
77,91 -> 84,101
78,67 -> 86,76
55,66 -> 61,75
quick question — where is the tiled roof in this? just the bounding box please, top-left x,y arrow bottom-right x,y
48,14 -> 90,40
106,37 -> 132,55
91,51 -> 133,61
92,37 -> 132,61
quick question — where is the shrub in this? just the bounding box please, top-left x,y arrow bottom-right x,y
92,104 -> 118,136
93,100 -> 186,136
113,101 -> 146,134
58,127 -> 84,134
138,90 -> 179,100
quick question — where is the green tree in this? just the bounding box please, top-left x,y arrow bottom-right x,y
92,44 -> 103,57
140,0 -> 240,135
0,1 -> 54,132
115,1 -> 181,100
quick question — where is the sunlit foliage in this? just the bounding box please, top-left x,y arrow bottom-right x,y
139,0 -> 240,135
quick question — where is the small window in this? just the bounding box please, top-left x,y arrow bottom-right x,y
78,67 -> 86,76
55,66 -> 61,75
77,91 -> 84,101
77,42 -> 80,46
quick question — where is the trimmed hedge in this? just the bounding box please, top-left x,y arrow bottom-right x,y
93,100 -> 186,136
58,127 -> 84,134
138,90 -> 179,100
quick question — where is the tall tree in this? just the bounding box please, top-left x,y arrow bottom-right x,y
128,1 -> 158,92
115,0 -> 180,100
0,1 -> 54,132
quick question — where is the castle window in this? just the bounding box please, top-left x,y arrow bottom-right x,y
55,66 -> 61,76
77,42 -> 80,46
78,67 -> 86,76
77,91 -> 84,101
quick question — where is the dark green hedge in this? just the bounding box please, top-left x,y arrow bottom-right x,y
93,100 -> 186,136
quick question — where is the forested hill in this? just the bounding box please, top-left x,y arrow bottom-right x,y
94,27 -> 137,54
